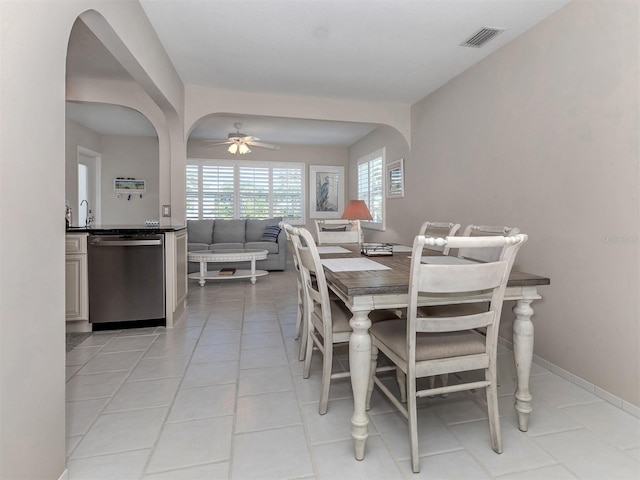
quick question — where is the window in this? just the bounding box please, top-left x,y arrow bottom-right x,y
186,159 -> 305,223
357,147 -> 385,230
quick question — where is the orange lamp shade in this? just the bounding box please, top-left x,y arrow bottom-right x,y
341,200 -> 372,220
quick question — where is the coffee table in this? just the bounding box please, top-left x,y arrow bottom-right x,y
188,249 -> 269,286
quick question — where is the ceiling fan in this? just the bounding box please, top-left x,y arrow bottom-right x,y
204,122 -> 280,155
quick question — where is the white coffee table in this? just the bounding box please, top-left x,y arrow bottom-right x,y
188,249 -> 269,286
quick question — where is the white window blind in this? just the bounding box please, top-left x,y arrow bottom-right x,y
357,148 -> 385,230
186,159 -> 305,223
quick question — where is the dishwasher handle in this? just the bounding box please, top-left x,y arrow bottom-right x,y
89,235 -> 164,247
91,239 -> 163,247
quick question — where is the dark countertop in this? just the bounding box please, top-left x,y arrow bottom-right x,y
66,224 -> 187,234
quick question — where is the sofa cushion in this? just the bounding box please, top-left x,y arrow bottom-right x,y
209,243 -> 244,250
213,219 -> 246,243
246,217 -> 283,242
260,224 -> 281,242
245,241 -> 279,254
187,219 -> 215,243
188,242 -> 210,252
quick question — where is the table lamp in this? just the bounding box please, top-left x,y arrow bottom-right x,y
341,200 -> 372,243
341,200 -> 372,221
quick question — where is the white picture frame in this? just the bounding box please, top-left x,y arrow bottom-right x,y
386,158 -> 404,198
309,165 -> 345,218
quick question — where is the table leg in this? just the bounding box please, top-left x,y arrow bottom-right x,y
250,258 -> 257,284
513,298 -> 535,431
349,310 -> 373,460
199,260 -> 206,287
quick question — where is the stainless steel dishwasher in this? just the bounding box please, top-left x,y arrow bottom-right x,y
88,233 -> 165,325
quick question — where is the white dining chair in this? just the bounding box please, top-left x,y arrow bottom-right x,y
280,222 -> 307,361
457,224 -> 520,262
417,221 -> 461,255
367,234 -> 527,473
291,226 -> 396,414
314,219 -> 362,245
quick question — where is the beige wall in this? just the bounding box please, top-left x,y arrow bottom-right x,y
100,135 -> 160,224
381,0 -> 638,405
0,1 -> 184,478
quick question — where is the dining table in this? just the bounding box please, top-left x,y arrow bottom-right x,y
316,243 -> 551,461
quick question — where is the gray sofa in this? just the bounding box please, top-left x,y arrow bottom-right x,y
187,218 -> 287,272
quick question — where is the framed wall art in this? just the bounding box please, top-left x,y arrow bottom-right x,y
386,158 -> 404,198
309,165 -> 345,218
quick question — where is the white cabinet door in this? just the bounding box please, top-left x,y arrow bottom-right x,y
65,254 -> 88,321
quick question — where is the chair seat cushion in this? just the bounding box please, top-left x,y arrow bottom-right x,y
370,320 -> 485,361
314,300 -> 352,334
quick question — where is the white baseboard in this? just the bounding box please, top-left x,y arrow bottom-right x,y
497,336 -> 640,419
58,468 -> 68,480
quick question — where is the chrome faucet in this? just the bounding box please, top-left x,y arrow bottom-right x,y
80,199 -> 94,227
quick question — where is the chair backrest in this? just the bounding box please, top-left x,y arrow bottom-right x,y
314,219 -> 361,244
408,234 -> 527,367
457,225 -> 520,263
289,227 -> 333,339
417,222 -> 461,255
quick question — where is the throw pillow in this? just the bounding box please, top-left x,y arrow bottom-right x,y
321,226 -> 347,232
260,224 -> 281,242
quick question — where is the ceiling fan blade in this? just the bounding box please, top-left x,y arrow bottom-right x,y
247,141 -> 280,151
203,139 -> 233,147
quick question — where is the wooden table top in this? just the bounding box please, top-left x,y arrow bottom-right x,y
319,245 -> 550,297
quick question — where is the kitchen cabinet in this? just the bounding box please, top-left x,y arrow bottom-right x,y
65,233 -> 90,331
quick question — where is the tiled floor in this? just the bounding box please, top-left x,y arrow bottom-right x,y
66,270 -> 640,479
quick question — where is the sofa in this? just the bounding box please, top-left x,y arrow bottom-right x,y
187,218 -> 287,272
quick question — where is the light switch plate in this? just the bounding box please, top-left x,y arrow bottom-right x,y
162,205 -> 171,217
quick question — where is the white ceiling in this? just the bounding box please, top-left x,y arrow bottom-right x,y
67,0 -> 569,145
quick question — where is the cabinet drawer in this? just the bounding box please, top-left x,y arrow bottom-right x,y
66,234 -> 87,254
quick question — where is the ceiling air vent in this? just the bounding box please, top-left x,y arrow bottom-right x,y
460,27 -> 505,48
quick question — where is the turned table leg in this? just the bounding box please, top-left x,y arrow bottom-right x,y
349,310 -> 373,460
513,297 -> 535,431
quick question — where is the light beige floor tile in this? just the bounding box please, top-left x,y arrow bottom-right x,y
76,350 -> 145,375
498,395 -> 582,437
302,397 -> 377,445
238,365 -> 294,397
66,346 -> 103,366
144,338 -> 198,359
191,342 -> 240,364
144,461 -> 229,479
528,373 -> 603,408
168,384 -> 236,422
533,428 -> 640,479
71,407 -> 167,458
242,319 -> 281,334
241,331 -> 284,350
448,419 -> 557,477
231,425 -> 313,480
66,371 -> 129,401
66,435 -> 82,459
235,390 -> 302,433
181,360 -> 238,389
66,365 -> 82,381
127,355 -> 191,381
239,345 -> 288,369
495,464 -> 578,479
100,335 -> 158,353
66,398 -> 110,436
146,416 -> 234,473
104,378 -> 181,413
371,407 -> 463,461
312,436 -> 402,480
198,329 -> 242,346
560,400 -> 640,450
398,448 -> 490,479
67,449 -> 151,480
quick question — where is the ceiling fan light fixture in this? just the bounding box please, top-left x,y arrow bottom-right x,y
228,143 -> 238,155
239,143 -> 251,155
